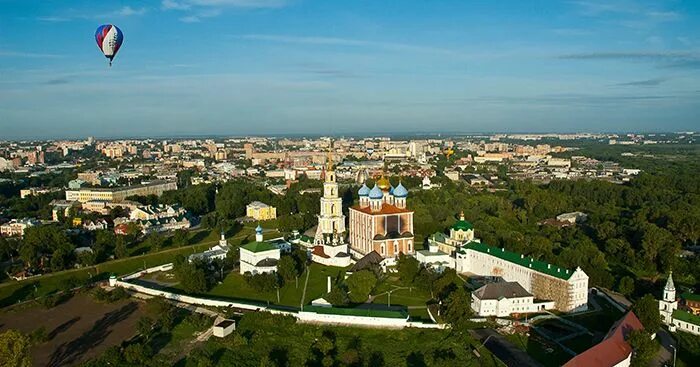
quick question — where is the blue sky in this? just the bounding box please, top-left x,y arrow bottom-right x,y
1,0 -> 699,138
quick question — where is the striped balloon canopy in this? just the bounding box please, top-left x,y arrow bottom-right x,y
95,24 -> 123,66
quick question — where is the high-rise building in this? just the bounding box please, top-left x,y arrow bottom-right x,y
348,176 -> 414,259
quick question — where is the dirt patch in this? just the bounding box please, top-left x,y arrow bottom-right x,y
0,293 -> 146,366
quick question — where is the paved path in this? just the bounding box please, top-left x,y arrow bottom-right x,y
652,329 -> 675,367
300,267 -> 311,308
470,329 -> 543,367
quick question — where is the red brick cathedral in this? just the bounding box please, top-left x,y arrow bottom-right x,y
348,177 -> 414,258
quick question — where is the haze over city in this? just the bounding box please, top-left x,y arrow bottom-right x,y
1,0 -> 700,139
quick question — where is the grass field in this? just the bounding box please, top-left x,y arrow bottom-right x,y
0,224 -> 283,308
194,311 -> 502,366
175,263 -> 347,309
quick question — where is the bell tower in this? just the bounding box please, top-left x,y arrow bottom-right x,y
659,271 -> 678,326
315,147 -> 346,245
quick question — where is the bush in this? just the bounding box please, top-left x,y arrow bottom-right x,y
183,313 -> 211,330
29,326 -> 49,344
91,287 -> 130,303
37,292 -> 70,309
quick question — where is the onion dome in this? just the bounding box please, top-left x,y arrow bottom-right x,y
369,184 -> 384,199
376,176 -> 391,191
452,211 -> 473,231
358,183 -> 370,197
255,224 -> 263,234
393,182 -> 408,197
389,185 -> 395,195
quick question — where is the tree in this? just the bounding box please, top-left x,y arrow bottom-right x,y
396,253 -> 421,285
0,329 -> 32,367
617,276 -> 635,296
173,229 -> 189,247
345,270 -> 377,303
114,236 -> 129,259
325,286 -> 349,306
0,237 -> 12,262
632,294 -> 661,332
143,232 -> 165,252
173,256 -> 209,293
442,287 -> 474,331
626,330 -> 656,367
245,273 -> 279,293
277,256 -> 298,283
77,250 -> 97,267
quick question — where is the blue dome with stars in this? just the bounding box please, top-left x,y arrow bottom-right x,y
358,183 -> 370,197
369,184 -> 384,199
393,182 -> 408,198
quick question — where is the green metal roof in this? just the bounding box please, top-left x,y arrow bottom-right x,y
461,242 -> 573,281
682,293 -> 700,302
429,232 -> 448,243
241,241 -> 277,253
303,305 -> 408,319
673,309 -> 700,326
452,219 -> 474,231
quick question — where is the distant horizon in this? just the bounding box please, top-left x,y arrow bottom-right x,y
2,1 -> 699,137
1,130 -> 696,142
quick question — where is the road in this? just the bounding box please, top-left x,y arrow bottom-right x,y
652,329 -> 675,367
470,329 -> 543,367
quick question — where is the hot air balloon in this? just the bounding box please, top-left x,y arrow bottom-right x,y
95,24 -> 123,66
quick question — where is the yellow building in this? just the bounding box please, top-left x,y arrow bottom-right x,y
246,201 -> 277,221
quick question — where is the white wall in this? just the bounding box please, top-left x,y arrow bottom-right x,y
114,277 -> 442,329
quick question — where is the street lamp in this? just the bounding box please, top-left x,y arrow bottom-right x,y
669,344 -> 677,367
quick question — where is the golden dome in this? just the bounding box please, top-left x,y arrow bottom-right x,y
376,176 -> 391,191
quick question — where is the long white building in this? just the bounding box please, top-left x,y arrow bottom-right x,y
456,242 -> 588,312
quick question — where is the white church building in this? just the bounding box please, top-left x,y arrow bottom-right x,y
239,225 -> 281,275
659,272 -> 700,336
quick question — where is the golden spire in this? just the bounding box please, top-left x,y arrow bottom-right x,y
460,210 -> 465,220
326,140 -> 334,171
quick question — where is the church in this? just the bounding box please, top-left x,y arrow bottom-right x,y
348,176 -> 415,259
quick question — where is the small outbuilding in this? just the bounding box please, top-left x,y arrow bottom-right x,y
212,319 -> 236,338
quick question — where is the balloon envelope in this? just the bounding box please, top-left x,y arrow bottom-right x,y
95,24 -> 123,65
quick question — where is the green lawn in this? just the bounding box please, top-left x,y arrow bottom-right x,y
372,287 -> 431,307
195,312 -> 501,366
0,241 -> 217,308
183,263 -> 347,309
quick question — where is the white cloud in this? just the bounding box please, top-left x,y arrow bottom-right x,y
162,0 -> 287,22
180,15 -> 201,23
235,34 -> 458,55
162,0 -> 191,10
188,0 -> 287,8
0,50 -> 64,58
117,6 -> 147,16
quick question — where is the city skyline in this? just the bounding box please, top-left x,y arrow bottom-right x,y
2,0 -> 700,138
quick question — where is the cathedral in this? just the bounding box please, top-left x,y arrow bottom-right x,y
348,176 -> 415,259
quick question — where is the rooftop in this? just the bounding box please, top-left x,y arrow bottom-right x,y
673,309 -> 700,325
241,241 -> 278,253
563,311 -> 643,367
350,203 -> 412,215
473,281 -> 532,300
459,242 -> 574,280
681,292 -> 700,302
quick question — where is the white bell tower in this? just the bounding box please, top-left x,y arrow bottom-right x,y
659,271 -> 678,326
315,149 -> 346,246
